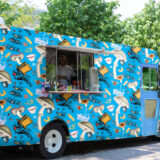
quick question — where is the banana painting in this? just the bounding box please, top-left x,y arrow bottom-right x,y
81,42 -> 87,47
25,36 -> 32,44
44,116 -> 50,122
5,52 -> 11,58
0,90 -> 6,96
0,37 -> 5,42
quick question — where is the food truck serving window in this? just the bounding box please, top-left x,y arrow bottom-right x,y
46,46 -> 97,92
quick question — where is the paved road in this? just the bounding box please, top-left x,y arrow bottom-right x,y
1,137 -> 160,160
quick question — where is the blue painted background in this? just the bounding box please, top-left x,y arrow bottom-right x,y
0,25 -> 159,146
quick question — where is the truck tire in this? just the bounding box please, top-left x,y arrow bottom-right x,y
39,124 -> 66,159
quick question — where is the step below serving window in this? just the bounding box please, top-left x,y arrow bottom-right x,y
46,47 -> 99,92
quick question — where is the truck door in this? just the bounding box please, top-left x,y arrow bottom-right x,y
141,64 -> 159,136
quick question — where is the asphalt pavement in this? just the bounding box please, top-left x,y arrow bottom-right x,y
1,137 -> 160,160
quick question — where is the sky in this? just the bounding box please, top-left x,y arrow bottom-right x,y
24,0 -> 159,20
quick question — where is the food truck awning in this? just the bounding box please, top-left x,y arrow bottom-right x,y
41,45 -> 106,54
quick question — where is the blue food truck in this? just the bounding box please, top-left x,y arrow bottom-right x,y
0,24 -> 159,159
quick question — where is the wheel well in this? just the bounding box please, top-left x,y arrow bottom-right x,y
45,119 -> 69,137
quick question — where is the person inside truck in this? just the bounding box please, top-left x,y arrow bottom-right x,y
57,55 -> 75,86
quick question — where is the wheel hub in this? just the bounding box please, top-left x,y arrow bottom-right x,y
47,137 -> 54,144
44,129 -> 62,153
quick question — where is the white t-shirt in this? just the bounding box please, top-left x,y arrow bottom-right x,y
58,65 -> 75,86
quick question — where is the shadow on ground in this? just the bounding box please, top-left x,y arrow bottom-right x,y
0,137 -> 159,160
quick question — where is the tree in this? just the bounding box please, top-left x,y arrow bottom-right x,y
122,0 -> 160,53
0,0 -> 40,29
0,0 -> 19,25
39,0 -> 123,43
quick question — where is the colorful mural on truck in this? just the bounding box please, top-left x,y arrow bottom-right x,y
0,24 -> 159,146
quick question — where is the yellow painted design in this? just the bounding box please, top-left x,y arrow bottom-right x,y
99,65 -> 109,77
81,42 -> 87,47
120,114 -> 125,119
17,115 -> 33,128
26,88 -> 33,96
5,52 -> 11,58
88,105 -> 94,110
118,67 -> 123,72
105,89 -> 111,96
62,93 -> 72,101
0,37 -> 5,42
69,124 -> 75,130
25,99 -> 33,105
5,106 -> 11,112
103,42 -> 109,49
42,67 -> 46,70
126,128 -> 130,133
25,36 -> 32,44
0,90 -> 6,96
68,114 -> 75,121
123,81 -> 128,86
44,116 -> 50,122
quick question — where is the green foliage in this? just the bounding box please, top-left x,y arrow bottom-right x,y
0,0 -> 19,25
122,0 -> 160,54
0,1 -> 10,14
1,0 -> 159,54
0,0 -> 40,28
38,0 -> 123,43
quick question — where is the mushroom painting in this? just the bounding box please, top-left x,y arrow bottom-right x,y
106,49 -> 127,79
117,75 -> 124,83
0,70 -> 11,88
78,121 -> 95,141
148,54 -> 155,61
114,96 -> 129,127
0,100 -> 6,109
93,105 -> 104,116
11,106 -> 33,128
119,122 -> 126,130
0,24 -> 11,34
128,81 -> 138,92
36,97 -> 55,130
10,53 -> 24,65
93,105 -> 111,125
52,34 -> 63,42
78,94 -> 82,103
76,37 -> 81,47
11,106 -> 25,118
0,125 -> 12,143
0,46 -> 5,55
81,99 -> 89,107
94,57 -> 102,68
145,48 -> 149,58
130,127 -> 140,137
36,46 -> 46,78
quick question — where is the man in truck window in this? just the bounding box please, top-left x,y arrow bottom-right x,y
58,55 -> 75,86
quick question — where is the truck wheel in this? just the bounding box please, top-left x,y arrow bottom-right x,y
39,124 -> 66,159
